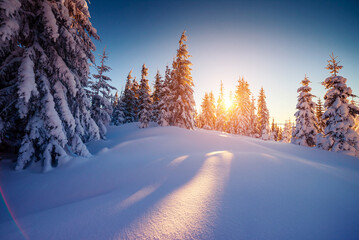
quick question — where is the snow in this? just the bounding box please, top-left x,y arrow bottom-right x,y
1,123 -> 359,239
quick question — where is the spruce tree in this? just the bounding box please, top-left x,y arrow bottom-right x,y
269,118 -> 277,141
199,92 -> 216,130
157,66 -> 171,126
89,48 -> 116,139
122,71 -> 136,123
257,87 -> 270,138
317,54 -> 359,156
168,31 -> 195,129
151,70 -> 163,122
215,81 -> 227,132
233,77 -> 252,135
132,77 -> 140,121
0,0 -> 101,170
209,91 -> 216,129
281,119 -> 293,143
138,64 -> 152,128
112,92 -> 125,126
291,75 -> 318,147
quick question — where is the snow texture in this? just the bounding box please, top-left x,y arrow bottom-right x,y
1,124 -> 359,239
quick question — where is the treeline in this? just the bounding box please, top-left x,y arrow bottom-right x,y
110,31 -> 195,129
196,54 -> 359,156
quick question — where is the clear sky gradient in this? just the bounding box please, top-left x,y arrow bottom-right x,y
88,0 -> 359,124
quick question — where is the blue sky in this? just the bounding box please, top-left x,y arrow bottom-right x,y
89,0 -> 359,123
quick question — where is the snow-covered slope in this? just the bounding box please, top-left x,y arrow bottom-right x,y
1,123 -> 359,240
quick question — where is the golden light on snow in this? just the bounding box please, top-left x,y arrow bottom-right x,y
116,151 -> 233,239
116,184 -> 160,211
168,155 -> 189,167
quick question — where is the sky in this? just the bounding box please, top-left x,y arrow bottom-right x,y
88,0 -> 359,124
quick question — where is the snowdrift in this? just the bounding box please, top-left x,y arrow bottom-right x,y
1,123 -> 359,239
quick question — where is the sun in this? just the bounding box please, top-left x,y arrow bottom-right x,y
224,96 -> 233,110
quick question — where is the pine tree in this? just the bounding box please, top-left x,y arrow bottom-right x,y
0,0 -> 101,171
209,91 -> 216,129
112,92 -> 125,126
168,31 -> 195,129
316,98 -> 325,133
157,66 -> 171,126
215,81 -> 227,132
138,64 -> 152,128
233,77 -> 252,135
89,48 -> 116,139
291,75 -> 318,147
317,54 -> 359,156
122,71 -> 137,123
151,70 -> 163,122
132,77 -> 140,121
199,92 -> 216,130
269,118 -> 277,141
249,96 -> 258,137
281,119 -> 293,143
257,87 -> 270,138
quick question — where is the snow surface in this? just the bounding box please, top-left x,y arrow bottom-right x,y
1,123 -> 359,240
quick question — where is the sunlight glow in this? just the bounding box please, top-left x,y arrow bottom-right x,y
224,95 -> 233,110
116,151 -> 233,239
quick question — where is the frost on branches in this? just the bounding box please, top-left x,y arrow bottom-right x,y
317,54 -> 359,156
168,31 -> 195,129
138,64 -> 152,128
291,75 -> 318,147
89,48 -> 116,139
0,0 -> 102,171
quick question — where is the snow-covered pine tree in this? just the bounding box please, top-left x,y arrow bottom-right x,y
122,71 -> 136,123
168,31 -> 195,129
317,54 -> 359,156
316,98 -> 325,133
215,81 -> 227,132
157,66 -> 171,126
199,93 -> 210,129
89,47 -> 116,139
281,119 -> 293,143
199,92 -> 216,130
112,92 -> 125,126
209,91 -> 216,129
138,64 -> 152,128
0,0 -> 101,171
249,96 -> 258,137
291,75 -> 318,147
269,118 -> 277,141
132,77 -> 140,121
257,87 -> 270,138
232,77 -> 252,135
151,70 -> 163,122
